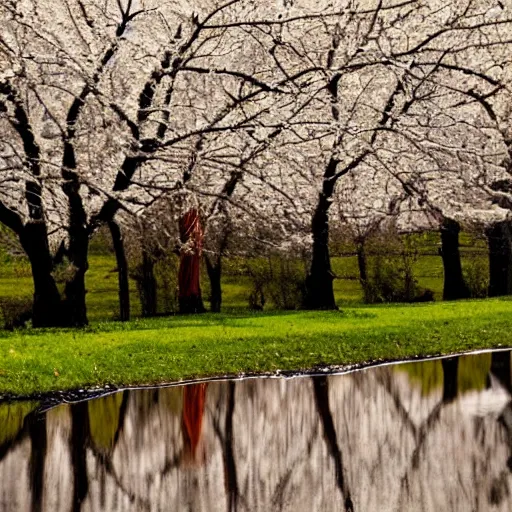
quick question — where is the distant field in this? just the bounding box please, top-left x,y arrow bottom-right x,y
0,230 -> 490,323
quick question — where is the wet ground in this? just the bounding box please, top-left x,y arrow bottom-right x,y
1,349 -> 511,511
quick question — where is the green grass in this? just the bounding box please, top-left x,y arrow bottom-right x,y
0,298 -> 511,397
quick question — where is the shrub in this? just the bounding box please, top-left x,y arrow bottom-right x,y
0,297 -> 32,330
463,255 -> 488,299
248,284 -> 266,311
362,232 -> 433,304
363,254 -> 416,303
154,253 -> 180,314
246,259 -> 268,310
268,258 -> 307,310
246,256 -> 307,310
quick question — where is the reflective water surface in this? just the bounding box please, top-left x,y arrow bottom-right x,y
1,350 -> 512,511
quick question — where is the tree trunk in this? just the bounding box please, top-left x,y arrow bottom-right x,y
63,235 -> 89,327
138,251 -> 157,317
18,180 -> 63,327
356,242 -> 368,284
439,218 -> 470,301
108,221 -> 130,322
304,190 -> 337,310
179,210 -> 206,314
20,223 -> 63,328
205,255 -> 222,313
486,221 -> 512,297
356,240 -> 369,302
62,150 -> 90,327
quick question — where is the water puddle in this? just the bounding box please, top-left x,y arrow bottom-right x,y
1,350 -> 511,511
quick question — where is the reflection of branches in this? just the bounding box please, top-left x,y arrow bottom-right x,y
398,358 -> 459,504
212,381 -> 240,512
88,447 -> 152,511
313,376 -> 354,512
113,391 -> 130,449
211,381 -> 322,512
408,402 -> 444,472
70,393 -> 149,510
270,468 -> 293,511
87,390 -> 178,510
357,369 -> 418,438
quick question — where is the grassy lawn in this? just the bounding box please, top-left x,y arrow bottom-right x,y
1,298 -> 511,397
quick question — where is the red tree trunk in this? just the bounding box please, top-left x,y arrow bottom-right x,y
178,209 -> 206,314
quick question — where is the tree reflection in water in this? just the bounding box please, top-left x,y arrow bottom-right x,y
0,350 -> 511,511
182,383 -> 208,465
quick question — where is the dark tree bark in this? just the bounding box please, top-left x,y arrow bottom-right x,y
21,181 -> 62,327
486,221 -> 512,297
20,223 -> 63,327
205,255 -> 222,313
28,414 -> 47,512
179,209 -> 206,314
439,218 -> 470,301
356,241 -> 368,285
138,250 -> 157,317
108,221 -> 130,321
356,239 -> 369,303
441,357 -> 459,403
304,179 -> 337,310
62,238 -> 89,327
61,154 -> 90,327
61,141 -> 90,328
70,401 -> 90,512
